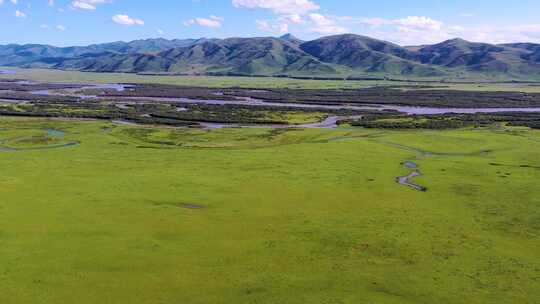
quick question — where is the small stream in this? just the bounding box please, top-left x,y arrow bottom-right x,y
0,128 -> 79,151
397,161 -> 427,192
47,129 -> 65,136
0,70 -> 17,75
31,83 -> 133,98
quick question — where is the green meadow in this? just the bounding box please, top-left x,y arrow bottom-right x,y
4,67 -> 540,92
1,117 -> 539,303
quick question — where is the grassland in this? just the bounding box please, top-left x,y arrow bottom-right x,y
4,67 -> 540,92
1,117 -> 539,303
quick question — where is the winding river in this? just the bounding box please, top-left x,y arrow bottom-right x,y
2,81 -> 540,129
20,82 -> 540,115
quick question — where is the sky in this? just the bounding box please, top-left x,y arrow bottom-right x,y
2,0 -> 540,46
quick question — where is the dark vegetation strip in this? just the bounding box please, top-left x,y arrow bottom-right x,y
96,83 -> 540,108
0,81 -> 85,92
2,80 -> 540,129
225,87 -> 540,108
0,95 -> 358,127
347,112 -> 540,129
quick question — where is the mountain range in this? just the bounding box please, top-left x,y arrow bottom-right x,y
2,34 -> 540,80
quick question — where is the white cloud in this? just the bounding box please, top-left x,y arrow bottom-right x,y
394,16 -> 442,31
184,16 -> 223,28
11,0 -> 17,4
357,16 -> 442,31
334,15 -> 540,45
232,0 -> 319,15
341,16 -> 450,44
48,0 -> 55,6
209,15 -> 224,21
357,17 -> 392,28
41,23 -> 67,31
157,29 -> 164,35
256,20 -> 288,33
15,10 -> 26,18
458,24 -> 540,44
279,14 -> 304,24
71,0 -> 108,10
195,17 -> 221,27
112,14 -> 144,26
234,0 -> 323,36
308,13 -> 347,35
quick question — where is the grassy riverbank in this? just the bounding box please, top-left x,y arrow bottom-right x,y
1,117 -> 539,303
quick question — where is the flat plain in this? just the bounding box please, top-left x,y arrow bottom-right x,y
1,117 -> 539,303
4,67 -> 540,92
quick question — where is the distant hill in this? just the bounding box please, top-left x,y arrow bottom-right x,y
81,38 -> 209,54
501,43 -> 540,52
527,49 -> 540,62
0,38 -> 205,66
3,34 -> 540,80
300,34 -> 442,77
31,37 -> 335,75
412,38 -> 540,77
279,34 -> 304,45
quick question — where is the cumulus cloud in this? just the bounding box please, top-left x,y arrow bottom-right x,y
209,15 -> 224,22
394,16 -> 443,31
184,15 -> 223,28
232,0 -> 319,15
308,13 -> 347,34
453,24 -> 540,44
15,10 -> 26,18
39,23 -> 67,31
355,17 -> 392,28
334,15 -> 449,44
279,14 -> 304,24
256,20 -> 288,33
112,14 -> 144,26
335,15 -> 540,45
234,0 -> 324,36
71,0 -> 108,10
354,16 -> 442,31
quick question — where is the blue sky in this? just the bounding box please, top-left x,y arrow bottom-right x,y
2,0 -> 540,46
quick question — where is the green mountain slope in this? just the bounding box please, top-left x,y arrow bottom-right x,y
415,39 -> 540,77
299,34 -> 443,76
4,34 -> 540,79
32,38 -> 336,76
0,38 -> 203,66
